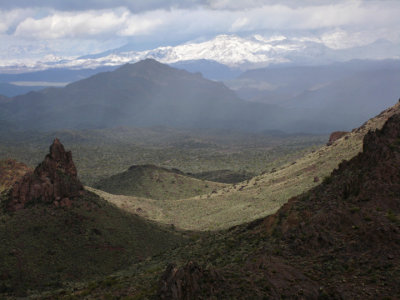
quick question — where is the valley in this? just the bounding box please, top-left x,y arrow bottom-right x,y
0,59 -> 399,299
2,100 -> 397,299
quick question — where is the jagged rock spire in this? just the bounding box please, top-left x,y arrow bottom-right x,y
6,138 -> 84,211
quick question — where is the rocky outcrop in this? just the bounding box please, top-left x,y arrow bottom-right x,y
327,131 -> 348,145
5,138 -> 84,211
0,159 -> 31,193
158,261 -> 223,300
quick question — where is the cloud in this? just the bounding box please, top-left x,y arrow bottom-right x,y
7,1 -> 399,41
0,8 -> 35,34
206,0 -> 340,10
0,0 -> 399,63
0,0 -> 206,12
14,8 -> 131,39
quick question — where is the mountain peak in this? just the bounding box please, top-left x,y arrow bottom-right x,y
116,58 -> 176,76
6,139 -> 83,211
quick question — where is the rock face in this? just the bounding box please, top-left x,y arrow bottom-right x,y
327,131 -> 348,145
6,138 -> 84,211
158,261 -> 223,300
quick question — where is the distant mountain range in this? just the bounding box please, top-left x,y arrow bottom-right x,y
227,59 -> 400,132
0,59 -> 284,132
1,34 -> 398,74
1,58 -> 399,134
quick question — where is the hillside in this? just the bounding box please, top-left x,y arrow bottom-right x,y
90,102 -> 400,230
0,95 -> 9,103
47,106 -> 400,299
0,159 -> 31,193
188,169 -> 255,184
0,59 -> 282,132
0,140 -> 187,296
227,60 -> 400,132
94,164 -> 227,200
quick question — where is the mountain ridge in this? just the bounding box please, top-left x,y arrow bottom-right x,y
0,59 -> 284,132
2,34 -> 399,73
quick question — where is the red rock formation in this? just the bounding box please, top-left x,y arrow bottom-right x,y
6,138 -> 84,211
327,131 -> 348,145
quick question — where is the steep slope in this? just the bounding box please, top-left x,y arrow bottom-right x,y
93,164 -> 227,200
170,59 -> 241,80
282,69 -> 400,132
52,109 -> 400,299
0,59 -> 281,131
0,140 -> 187,296
159,111 -> 400,299
0,94 -> 9,103
0,159 -> 31,193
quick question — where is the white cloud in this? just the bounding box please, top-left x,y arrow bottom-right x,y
0,0 -> 399,64
0,8 -> 35,34
3,1 -> 399,40
14,8 -> 131,39
119,9 -> 166,36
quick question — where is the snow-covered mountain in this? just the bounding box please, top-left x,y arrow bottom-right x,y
0,34 -> 399,73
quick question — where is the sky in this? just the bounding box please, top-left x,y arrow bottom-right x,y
0,0 -> 399,64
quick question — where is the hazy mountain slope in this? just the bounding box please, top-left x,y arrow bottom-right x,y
0,94 -> 9,103
170,59 -> 241,80
0,82 -> 49,97
281,69 -> 400,132
231,59 -> 400,103
0,140 -> 187,295
94,164 -> 227,200
227,59 -> 400,132
91,102 -> 400,230
0,66 -> 116,83
0,59 -> 282,131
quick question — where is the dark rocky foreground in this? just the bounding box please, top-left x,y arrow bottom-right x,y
158,114 -> 400,299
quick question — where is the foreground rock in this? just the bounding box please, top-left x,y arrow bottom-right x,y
326,130 -> 348,145
158,261 -> 224,299
5,138 -> 84,211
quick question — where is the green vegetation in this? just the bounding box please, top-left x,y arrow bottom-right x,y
94,164 -> 227,200
0,126 -> 326,186
0,159 -> 30,193
188,169 -> 255,183
0,192 -> 188,296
